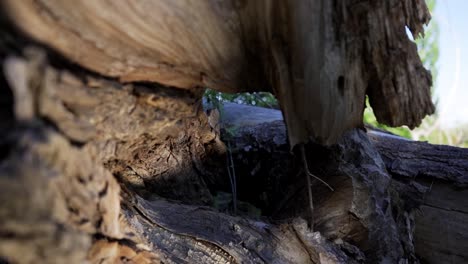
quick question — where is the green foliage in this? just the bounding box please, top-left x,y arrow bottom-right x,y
416,0 -> 440,91
363,98 -> 413,138
410,116 -> 468,147
204,89 -> 278,110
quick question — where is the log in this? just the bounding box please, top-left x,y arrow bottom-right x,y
218,102 -> 468,264
368,131 -> 468,186
0,124 -> 356,264
0,49 -> 363,263
0,2 -> 460,263
368,132 -> 468,263
0,45 -> 466,263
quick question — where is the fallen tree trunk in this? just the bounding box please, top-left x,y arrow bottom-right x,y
0,1 -> 464,263
219,102 -> 468,264
0,125 -> 355,264
368,132 -> 468,263
1,50 -> 467,263
1,46 -> 467,263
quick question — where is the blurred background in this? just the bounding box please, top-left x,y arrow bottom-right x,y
206,0 -> 468,147
430,0 -> 468,146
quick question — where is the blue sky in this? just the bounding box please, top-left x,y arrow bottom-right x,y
433,1 -> 468,128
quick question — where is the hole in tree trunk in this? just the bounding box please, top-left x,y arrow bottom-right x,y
337,76 -> 345,96
0,68 -> 14,161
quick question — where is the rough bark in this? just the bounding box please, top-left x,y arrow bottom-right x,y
368,132 -> 468,263
220,104 -> 406,263
1,45 -> 466,263
0,1 -> 459,263
0,48 -> 361,263
1,0 -> 434,147
0,125 -> 353,264
219,102 -> 468,264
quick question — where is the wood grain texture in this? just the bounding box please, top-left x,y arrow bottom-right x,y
121,196 -> 359,264
1,47 -> 361,264
2,48 -> 224,205
369,131 -> 468,264
2,0 -> 434,147
2,0 -> 258,92
414,184 -> 468,264
270,0 -> 434,145
0,42 -> 461,263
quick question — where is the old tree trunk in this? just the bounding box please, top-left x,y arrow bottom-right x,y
0,1 -> 466,264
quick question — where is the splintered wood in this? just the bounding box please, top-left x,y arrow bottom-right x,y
2,0 -> 434,146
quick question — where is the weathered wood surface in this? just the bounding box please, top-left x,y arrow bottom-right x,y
0,1 -> 456,262
369,131 -> 468,186
0,125 -> 137,264
0,48 -> 466,263
1,0 -> 434,147
0,52 -> 362,263
1,47 -> 224,205
124,195 -> 359,264
1,0 -> 260,92
0,125 -> 356,264
219,102 -> 468,264
368,132 -> 468,263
